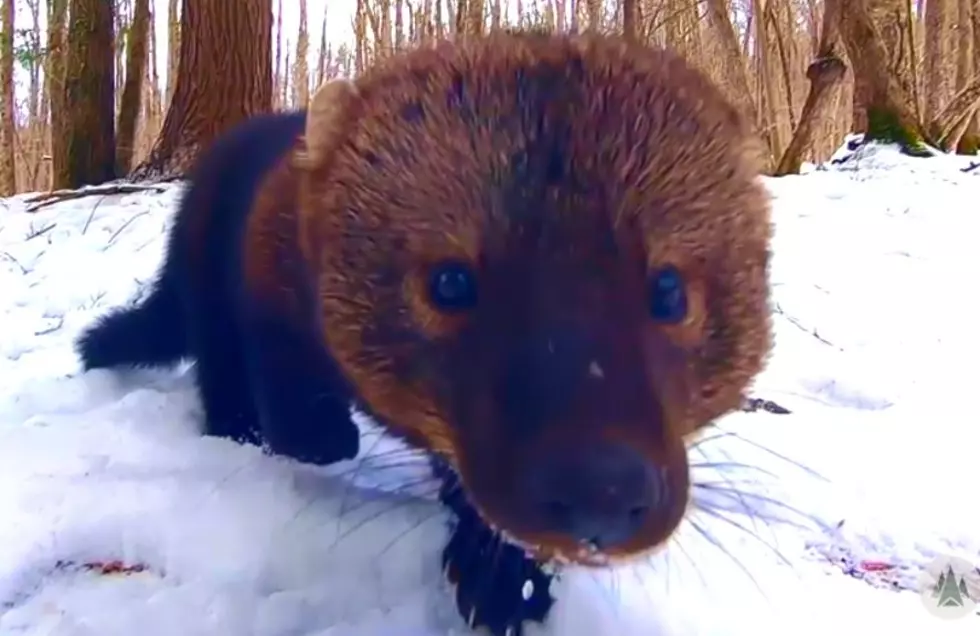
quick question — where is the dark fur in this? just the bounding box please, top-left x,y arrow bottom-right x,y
76,30 -> 774,636
76,110 -> 548,633
77,112 -> 360,464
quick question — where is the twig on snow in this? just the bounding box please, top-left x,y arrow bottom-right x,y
962,161 -> 979,173
1,251 -> 28,274
24,183 -> 168,213
25,222 -> 56,241
104,210 -> 151,249
35,315 -> 64,336
774,302 -> 842,351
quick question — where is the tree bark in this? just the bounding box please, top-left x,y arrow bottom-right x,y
837,0 -> 931,155
294,0 -> 309,107
955,0 -> 979,153
704,0 -> 768,169
850,0 -> 918,135
116,0 -> 150,174
0,0 -> 16,195
933,77 -> 980,147
46,0 -> 68,188
753,0 -> 784,161
923,0 -> 950,126
166,0 -> 179,106
130,0 -> 273,180
622,0 -> 637,40
25,0 -> 43,190
61,0 -> 116,188
775,0 -> 847,175
274,0 -> 282,107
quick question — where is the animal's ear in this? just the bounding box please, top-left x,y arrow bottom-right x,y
298,78 -> 360,168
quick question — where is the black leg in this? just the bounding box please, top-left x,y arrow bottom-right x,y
436,461 -> 556,635
240,306 -> 360,465
187,301 -> 263,446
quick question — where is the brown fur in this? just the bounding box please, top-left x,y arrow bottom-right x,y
268,31 -> 776,565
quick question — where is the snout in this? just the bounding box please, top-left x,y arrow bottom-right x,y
522,441 -> 670,552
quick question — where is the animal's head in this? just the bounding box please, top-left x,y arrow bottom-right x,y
296,31 -> 772,566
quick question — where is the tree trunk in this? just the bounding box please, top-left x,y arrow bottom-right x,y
130,0 -> 273,181
147,0 -> 162,125
933,77 -> 980,146
116,0 -> 150,174
26,0 -> 43,190
395,0 -> 404,47
955,0 -> 979,153
850,0 -> 918,135
468,0 -> 484,36
274,0 -> 282,107
775,0 -> 847,175
294,0 -> 309,107
354,0 -> 366,74
61,0 -> 116,188
771,1 -> 799,133
166,0 -> 179,106
923,0 -> 950,126
26,0 -> 40,123
114,0 -> 128,115
704,0 -> 768,169
753,0 -> 784,161
46,0 -> 68,190
586,0 -> 601,30
837,0 -> 931,155
622,0 -> 636,40
0,0 -> 15,195
316,10 -> 328,84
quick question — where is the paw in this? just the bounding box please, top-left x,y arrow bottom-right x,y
259,404 -> 360,466
442,519 -> 555,635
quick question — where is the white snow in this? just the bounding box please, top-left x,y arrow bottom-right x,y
1,141 -> 979,635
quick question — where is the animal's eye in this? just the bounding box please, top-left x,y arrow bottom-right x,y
648,265 -> 688,323
428,261 -> 478,311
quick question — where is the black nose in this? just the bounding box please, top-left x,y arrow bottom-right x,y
525,442 -> 665,550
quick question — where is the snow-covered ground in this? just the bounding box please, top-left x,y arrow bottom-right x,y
1,142 -> 978,635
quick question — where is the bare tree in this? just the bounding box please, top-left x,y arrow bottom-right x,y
923,0 -> 950,125
953,0 -> 979,151
166,0 -> 180,106
117,0 -> 150,174
776,0 -> 847,174
622,0 -> 637,40
705,0 -> 768,167
131,0 -> 273,180
836,0 -> 930,154
274,0 -> 283,106
62,0 -> 116,187
47,0 -> 69,186
294,0 -> 310,107
0,0 -> 15,195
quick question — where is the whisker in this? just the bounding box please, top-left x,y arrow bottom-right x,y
336,427 -> 392,525
663,535 -> 708,592
689,505 -> 794,570
692,484 -> 830,532
689,460 -> 777,478
690,442 -> 776,542
710,428 -> 829,482
329,483 -> 444,550
331,458 -> 435,481
375,508 -> 446,557
688,428 -> 739,450
684,516 -> 769,599
337,475 -> 442,519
